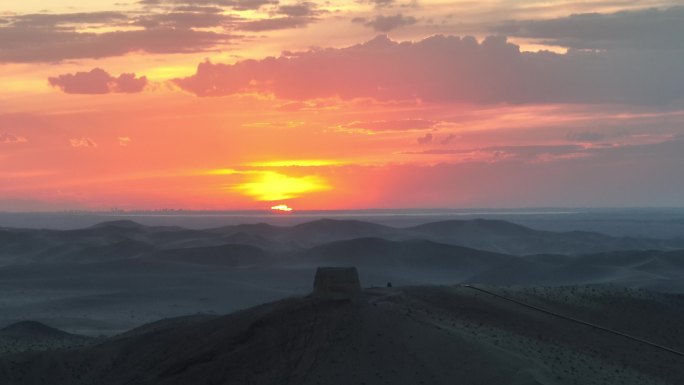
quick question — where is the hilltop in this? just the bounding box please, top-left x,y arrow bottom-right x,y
1,284 -> 682,384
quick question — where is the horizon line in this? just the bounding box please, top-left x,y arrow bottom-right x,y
2,206 -> 684,215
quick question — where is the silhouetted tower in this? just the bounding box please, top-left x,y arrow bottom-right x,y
313,267 -> 361,299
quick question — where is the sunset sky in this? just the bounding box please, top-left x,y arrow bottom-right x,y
1,0 -> 684,210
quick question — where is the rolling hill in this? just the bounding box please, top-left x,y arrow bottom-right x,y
2,218 -> 684,267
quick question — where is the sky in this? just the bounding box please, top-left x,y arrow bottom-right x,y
1,0 -> 684,211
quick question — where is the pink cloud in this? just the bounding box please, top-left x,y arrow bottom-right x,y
174,34 -> 684,105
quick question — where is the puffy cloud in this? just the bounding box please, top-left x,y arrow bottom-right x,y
0,133 -> 28,144
494,6 -> 684,50
352,13 -> 416,32
174,34 -> 684,105
49,68 -> 148,94
113,73 -> 149,93
70,138 -> 98,148
416,133 -> 432,144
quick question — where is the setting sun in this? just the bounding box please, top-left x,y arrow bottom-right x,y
270,204 -> 293,212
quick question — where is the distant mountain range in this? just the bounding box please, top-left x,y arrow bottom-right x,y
2,218 -> 684,290
209,218 -> 684,254
2,218 -> 683,259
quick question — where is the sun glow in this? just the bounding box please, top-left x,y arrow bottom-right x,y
234,171 -> 331,201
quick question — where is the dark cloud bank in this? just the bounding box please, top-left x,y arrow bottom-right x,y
0,26 -> 232,63
495,6 -> 684,50
0,0 -> 297,63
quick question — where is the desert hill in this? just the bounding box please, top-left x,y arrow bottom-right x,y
405,218 -> 684,255
469,249 -> 684,292
295,237 -> 512,282
1,285 -> 682,384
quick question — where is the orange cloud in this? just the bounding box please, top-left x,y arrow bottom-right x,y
118,137 -> 132,146
245,159 -> 345,167
334,119 -> 439,134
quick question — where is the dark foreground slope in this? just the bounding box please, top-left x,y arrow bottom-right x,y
2,285 -> 683,385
